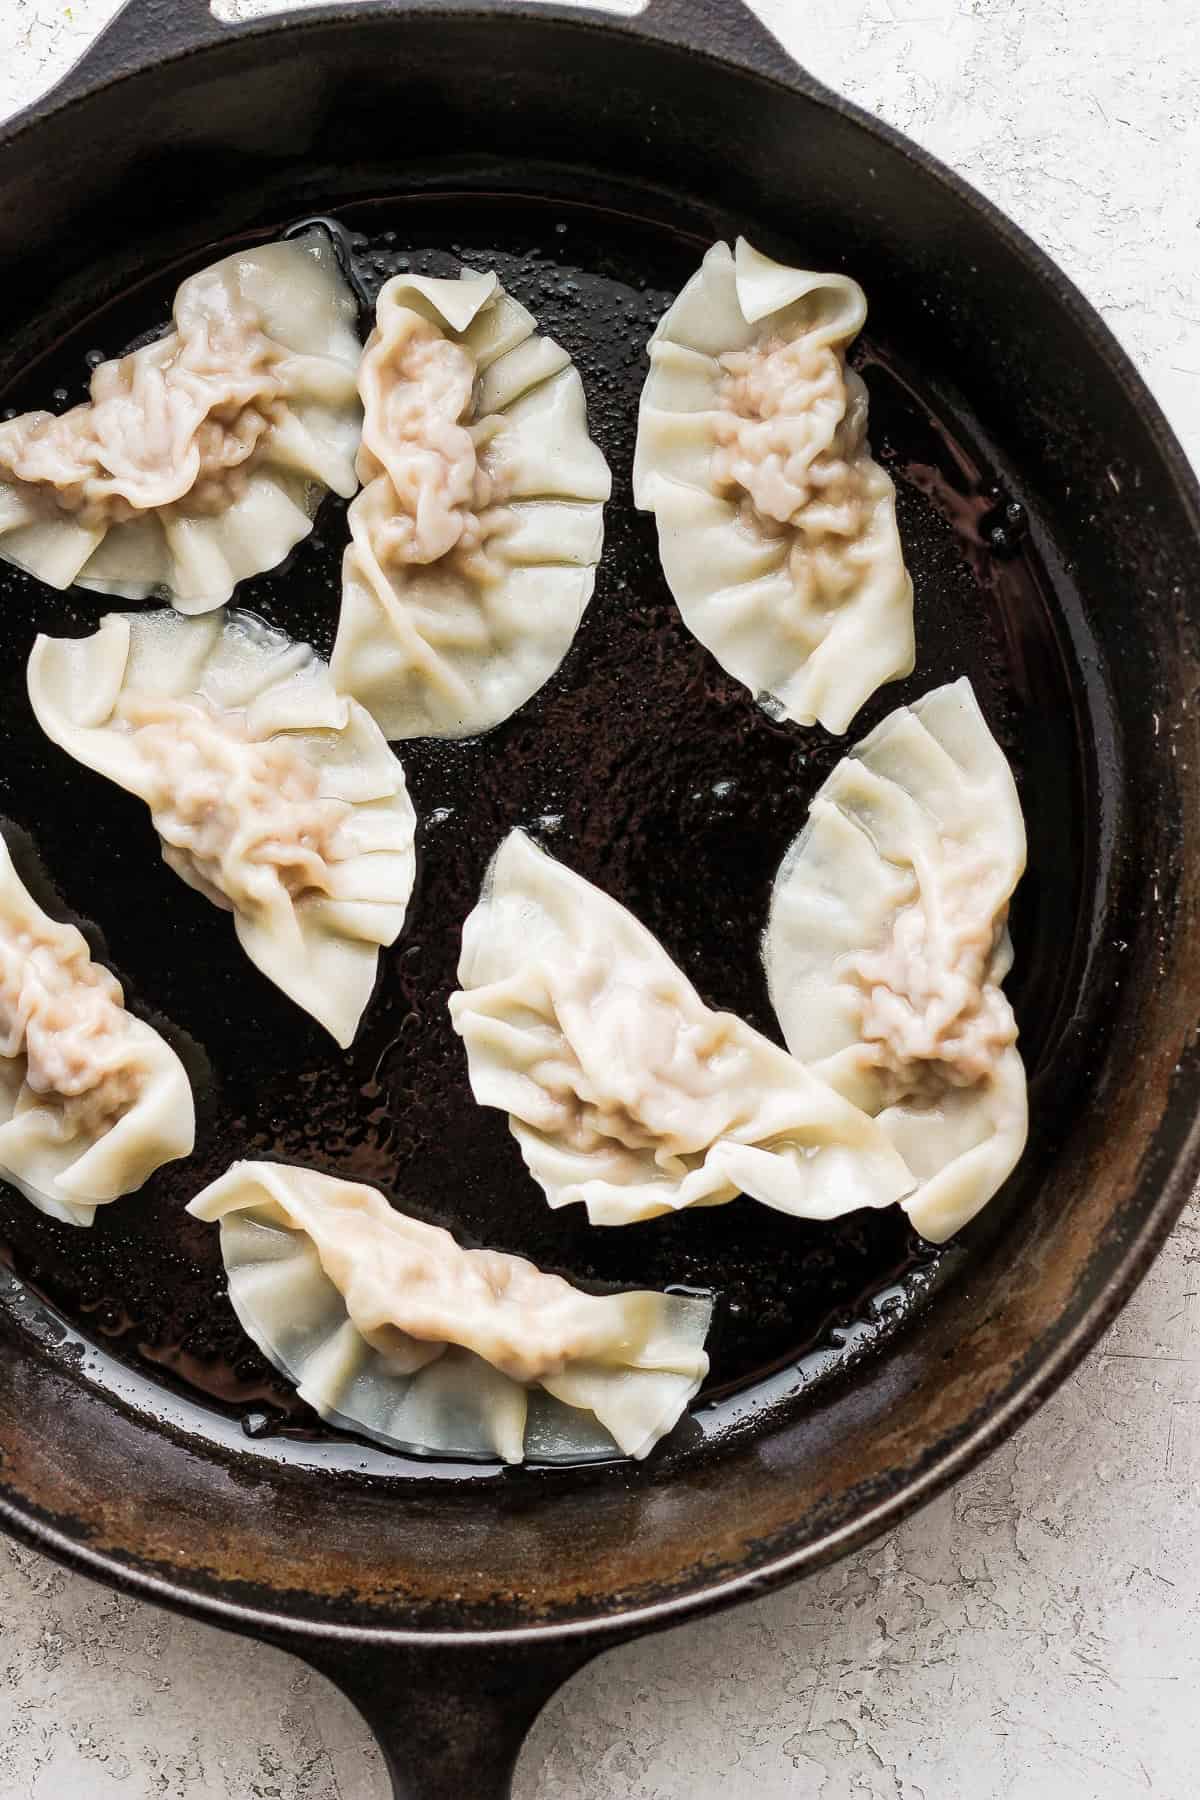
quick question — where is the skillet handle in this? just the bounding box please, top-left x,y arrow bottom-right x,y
20,0 -> 802,123
295,1637 -> 604,1800
9,0 -> 223,121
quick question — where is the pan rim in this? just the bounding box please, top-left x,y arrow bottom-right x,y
0,0 -> 1198,1648
2,1120 -> 1195,1650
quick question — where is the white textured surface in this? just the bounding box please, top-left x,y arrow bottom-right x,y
1,3 -> 1198,1797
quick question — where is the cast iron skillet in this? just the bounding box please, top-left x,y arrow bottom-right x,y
0,2 -> 1198,1794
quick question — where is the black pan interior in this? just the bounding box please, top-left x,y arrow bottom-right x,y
0,192 -> 1099,1484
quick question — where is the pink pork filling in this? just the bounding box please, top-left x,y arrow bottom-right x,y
0,291 -> 286,528
847,887 -> 1018,1106
116,693 -> 346,913
0,931 -> 143,1137
362,321 -> 510,580
712,332 -> 890,610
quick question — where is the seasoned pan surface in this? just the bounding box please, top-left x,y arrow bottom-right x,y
0,194 -> 1096,1482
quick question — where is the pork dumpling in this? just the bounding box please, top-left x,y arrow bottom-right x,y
763,678 -> 1027,1243
0,230 -> 361,613
188,1159 -> 713,1463
330,268 -> 611,738
28,608 -> 416,1048
449,829 -> 915,1227
633,237 -> 914,734
0,834 -> 194,1226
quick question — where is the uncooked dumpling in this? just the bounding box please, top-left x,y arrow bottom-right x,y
189,1159 -> 713,1463
449,829 -> 915,1227
330,268 -> 611,738
0,230 -> 361,612
28,608 -> 416,1048
763,678 -> 1027,1242
633,237 -> 914,734
0,834 -> 193,1226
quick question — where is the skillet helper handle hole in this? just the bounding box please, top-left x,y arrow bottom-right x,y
296,1638 -> 604,1800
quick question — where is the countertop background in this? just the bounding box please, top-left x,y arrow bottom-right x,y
0,2 -> 1197,1796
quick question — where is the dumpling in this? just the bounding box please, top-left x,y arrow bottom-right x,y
330,268 -> 611,738
633,237 -> 914,734
0,833 -> 193,1226
188,1159 -> 713,1463
449,829 -> 915,1227
763,678 -> 1027,1243
0,230 -> 361,613
28,607 -> 416,1048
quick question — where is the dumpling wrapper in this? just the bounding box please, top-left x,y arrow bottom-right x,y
0,834 -> 194,1226
331,269 -> 611,739
764,677 -> 1028,1243
188,1159 -> 713,1464
28,608 -> 416,1048
449,829 -> 915,1228
0,230 -> 361,613
633,237 -> 914,734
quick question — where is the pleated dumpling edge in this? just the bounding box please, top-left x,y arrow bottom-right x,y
188,1159 -> 714,1464
633,236 -> 914,735
331,266 -> 611,740
0,833 -> 194,1226
0,230 -> 362,615
27,607 -> 417,1048
764,676 -> 1028,1243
